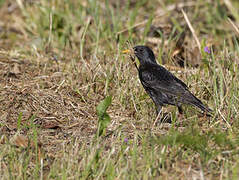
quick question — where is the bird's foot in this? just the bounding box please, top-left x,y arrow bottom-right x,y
177,113 -> 184,127
153,113 -> 172,127
160,113 -> 172,123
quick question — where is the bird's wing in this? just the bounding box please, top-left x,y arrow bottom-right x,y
140,65 -> 188,97
139,64 -> 212,113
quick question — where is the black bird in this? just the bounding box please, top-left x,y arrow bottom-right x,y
123,45 -> 212,116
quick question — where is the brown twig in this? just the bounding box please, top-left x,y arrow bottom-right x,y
182,9 -> 201,51
130,55 -> 138,70
228,17 -> 239,35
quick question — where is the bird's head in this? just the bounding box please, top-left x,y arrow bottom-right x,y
133,46 -> 156,64
122,45 -> 156,65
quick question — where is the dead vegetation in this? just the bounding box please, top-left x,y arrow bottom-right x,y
1,0 -> 239,179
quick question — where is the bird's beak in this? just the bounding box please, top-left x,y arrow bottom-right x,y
122,49 -> 131,54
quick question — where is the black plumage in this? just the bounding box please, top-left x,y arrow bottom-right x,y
132,45 -> 212,115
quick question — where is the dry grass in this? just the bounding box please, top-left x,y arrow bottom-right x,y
1,0 -> 239,179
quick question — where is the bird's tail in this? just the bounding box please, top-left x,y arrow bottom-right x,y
189,93 -> 212,114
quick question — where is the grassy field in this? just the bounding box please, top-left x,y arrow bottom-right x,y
1,0 -> 239,179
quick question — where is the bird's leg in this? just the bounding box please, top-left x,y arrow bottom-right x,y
154,105 -> 171,124
153,106 -> 162,127
178,106 -> 183,114
177,106 -> 184,126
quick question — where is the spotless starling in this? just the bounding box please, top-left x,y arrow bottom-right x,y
123,45 -> 212,116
